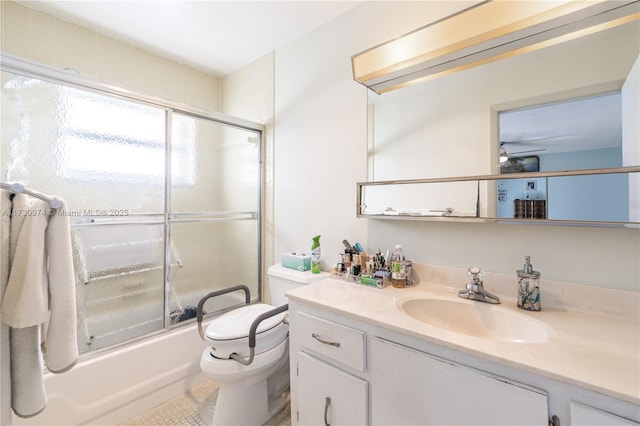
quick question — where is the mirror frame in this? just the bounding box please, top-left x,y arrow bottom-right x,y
356,166 -> 640,228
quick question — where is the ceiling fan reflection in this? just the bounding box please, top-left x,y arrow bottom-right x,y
499,134 -> 572,161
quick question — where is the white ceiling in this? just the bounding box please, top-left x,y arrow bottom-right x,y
19,0 -> 363,77
499,91 -> 622,156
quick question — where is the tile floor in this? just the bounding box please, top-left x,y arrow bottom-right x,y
120,380 -> 291,426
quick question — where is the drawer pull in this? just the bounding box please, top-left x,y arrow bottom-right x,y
312,333 -> 341,347
324,396 -> 331,426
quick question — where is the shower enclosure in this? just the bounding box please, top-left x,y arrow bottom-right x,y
1,54 -> 263,355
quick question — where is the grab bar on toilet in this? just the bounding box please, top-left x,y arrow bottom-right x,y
196,285 -> 251,340
230,303 -> 289,366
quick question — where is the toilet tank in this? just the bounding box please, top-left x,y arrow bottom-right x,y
267,264 -> 330,307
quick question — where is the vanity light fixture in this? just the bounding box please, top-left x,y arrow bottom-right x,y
352,0 -> 640,94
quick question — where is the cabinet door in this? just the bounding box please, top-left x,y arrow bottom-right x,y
370,337 -> 548,425
297,352 -> 368,425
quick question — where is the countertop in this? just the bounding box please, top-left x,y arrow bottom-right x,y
286,271 -> 640,405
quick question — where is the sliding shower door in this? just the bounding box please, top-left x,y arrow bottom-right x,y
1,63 -> 262,355
169,113 -> 261,320
1,72 -> 168,352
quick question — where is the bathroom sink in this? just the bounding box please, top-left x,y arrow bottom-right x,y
400,298 -> 550,343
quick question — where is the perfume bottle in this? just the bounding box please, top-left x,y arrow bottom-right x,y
517,256 -> 541,311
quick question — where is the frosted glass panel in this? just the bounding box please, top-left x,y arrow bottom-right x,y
170,113 -> 261,323
71,224 -> 165,353
1,72 -> 165,213
169,221 -> 259,321
172,113 -> 260,213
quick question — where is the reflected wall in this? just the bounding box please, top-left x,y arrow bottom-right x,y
368,22 -> 639,180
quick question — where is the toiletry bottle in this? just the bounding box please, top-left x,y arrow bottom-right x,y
405,260 -> 413,286
351,254 -> 361,276
366,259 -> 374,276
389,244 -> 406,288
311,235 -> 321,274
517,255 -> 541,311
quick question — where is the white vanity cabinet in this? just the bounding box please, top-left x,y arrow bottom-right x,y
289,303 -> 548,425
290,310 -> 368,425
288,286 -> 639,426
370,337 -> 549,425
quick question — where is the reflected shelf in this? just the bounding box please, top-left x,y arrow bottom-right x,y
357,166 -> 640,228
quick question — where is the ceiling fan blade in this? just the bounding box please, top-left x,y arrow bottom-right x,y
500,134 -> 571,145
509,148 -> 547,155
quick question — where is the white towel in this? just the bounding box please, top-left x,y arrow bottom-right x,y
2,193 -> 49,328
0,190 -> 12,425
43,197 -> 78,373
0,193 -> 78,418
2,194 -> 48,417
10,326 -> 46,418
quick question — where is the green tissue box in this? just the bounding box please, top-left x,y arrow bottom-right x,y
282,252 -> 311,271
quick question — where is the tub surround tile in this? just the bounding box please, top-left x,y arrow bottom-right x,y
3,14 -> 30,57
3,0 -> 29,22
1,1 -> 224,113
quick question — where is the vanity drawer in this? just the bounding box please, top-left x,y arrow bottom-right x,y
296,312 -> 365,372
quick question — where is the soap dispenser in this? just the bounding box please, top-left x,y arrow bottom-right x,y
517,256 -> 541,311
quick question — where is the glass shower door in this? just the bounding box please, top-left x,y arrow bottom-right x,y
169,113 -> 261,319
2,64 -> 263,355
1,71 -> 167,353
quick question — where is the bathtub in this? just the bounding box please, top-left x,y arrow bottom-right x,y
12,320 -> 211,425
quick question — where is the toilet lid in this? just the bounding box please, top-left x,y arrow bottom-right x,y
205,303 -> 287,342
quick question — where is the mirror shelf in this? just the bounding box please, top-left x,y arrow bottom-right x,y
357,166 -> 640,228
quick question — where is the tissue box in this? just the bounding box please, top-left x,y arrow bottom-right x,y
282,252 -> 311,271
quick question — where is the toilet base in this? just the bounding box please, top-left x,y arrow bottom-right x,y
211,373 -> 290,425
203,340 -> 290,425
212,381 -> 278,425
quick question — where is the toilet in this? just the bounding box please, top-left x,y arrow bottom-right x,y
199,264 -> 329,425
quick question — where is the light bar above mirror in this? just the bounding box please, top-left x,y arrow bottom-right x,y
352,0 -> 640,94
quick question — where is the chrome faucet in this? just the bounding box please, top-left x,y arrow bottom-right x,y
458,266 -> 500,304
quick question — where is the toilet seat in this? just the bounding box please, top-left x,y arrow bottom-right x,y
205,303 -> 288,358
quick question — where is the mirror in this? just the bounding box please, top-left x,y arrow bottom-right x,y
498,92 -> 623,172
497,91 -> 632,220
366,17 -> 639,225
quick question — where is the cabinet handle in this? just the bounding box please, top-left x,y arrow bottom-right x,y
312,333 -> 341,347
549,414 -> 561,426
324,396 -> 331,426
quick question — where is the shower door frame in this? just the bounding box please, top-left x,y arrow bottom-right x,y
1,52 -> 265,343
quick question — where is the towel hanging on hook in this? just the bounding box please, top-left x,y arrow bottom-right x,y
0,182 -> 63,209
